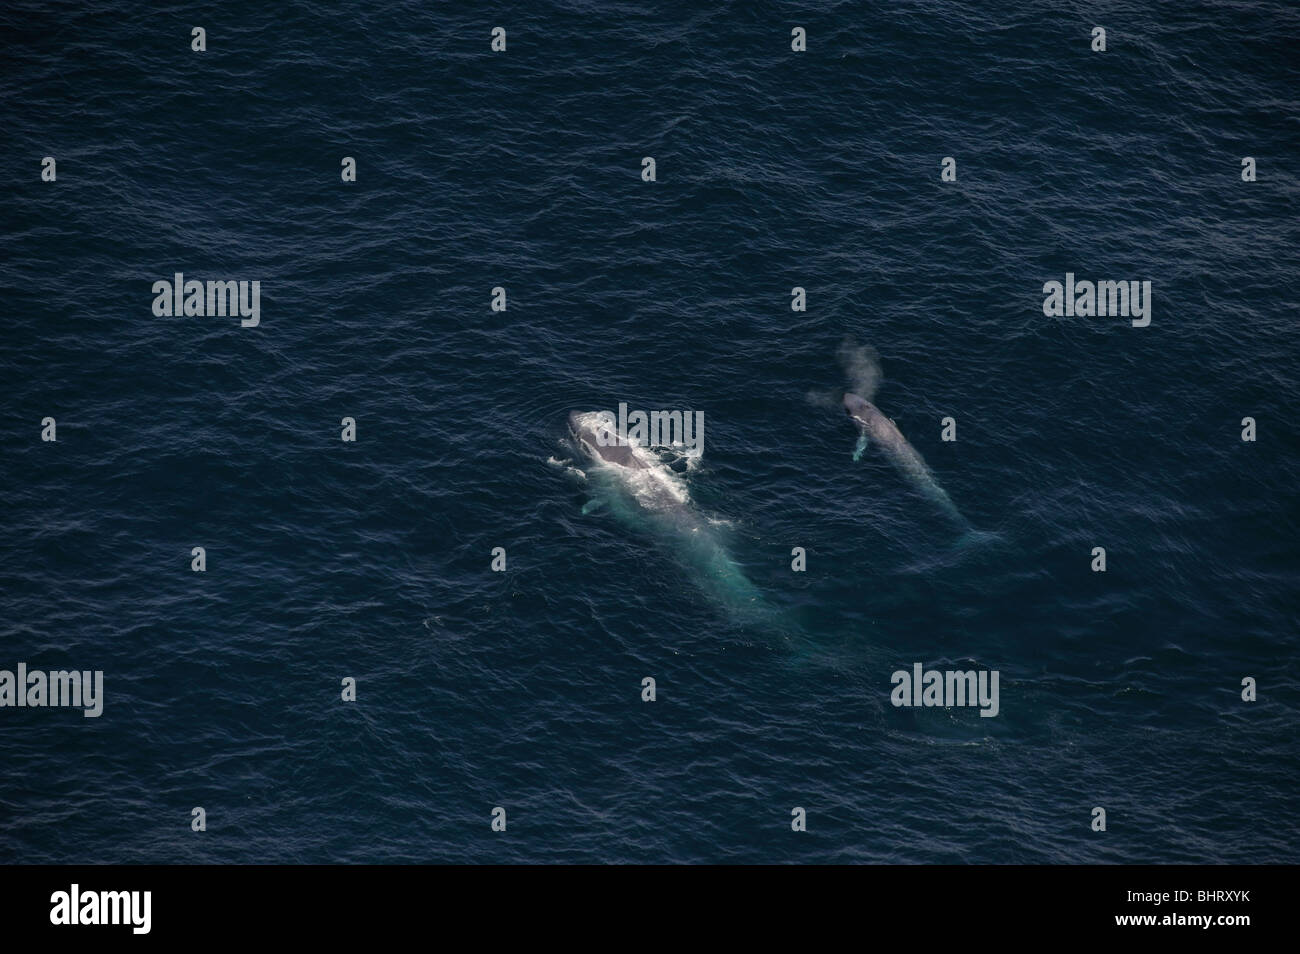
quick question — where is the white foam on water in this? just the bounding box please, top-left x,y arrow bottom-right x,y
547,455 -> 586,481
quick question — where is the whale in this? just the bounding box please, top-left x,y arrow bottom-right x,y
568,410 -> 691,516
566,410 -> 780,633
843,393 -> 967,526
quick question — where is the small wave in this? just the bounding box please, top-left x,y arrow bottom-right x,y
547,455 -> 586,481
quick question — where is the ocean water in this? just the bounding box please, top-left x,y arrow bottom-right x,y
1,1 -> 1297,864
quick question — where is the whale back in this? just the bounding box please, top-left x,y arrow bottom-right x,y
569,411 -> 651,470
844,394 -> 902,445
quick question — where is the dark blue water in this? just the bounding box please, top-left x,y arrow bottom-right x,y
2,1 -> 1297,863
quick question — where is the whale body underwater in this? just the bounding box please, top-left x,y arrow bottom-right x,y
842,393 -> 967,527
